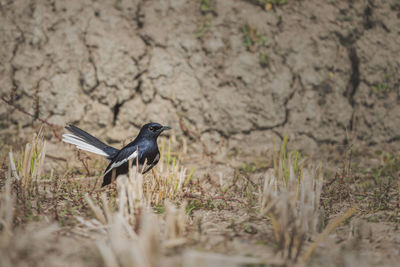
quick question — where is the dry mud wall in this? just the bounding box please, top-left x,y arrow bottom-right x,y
1,0 -> 399,153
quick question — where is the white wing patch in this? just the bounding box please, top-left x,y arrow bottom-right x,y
104,150 -> 138,176
62,134 -> 109,157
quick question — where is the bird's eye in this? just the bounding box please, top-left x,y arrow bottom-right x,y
149,126 -> 155,131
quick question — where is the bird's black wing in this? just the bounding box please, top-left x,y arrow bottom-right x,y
102,146 -> 139,187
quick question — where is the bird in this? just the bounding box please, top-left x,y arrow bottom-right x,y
62,122 -> 171,187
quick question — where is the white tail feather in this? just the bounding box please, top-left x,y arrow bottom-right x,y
62,134 -> 109,157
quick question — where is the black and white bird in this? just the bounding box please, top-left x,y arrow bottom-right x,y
62,123 -> 171,187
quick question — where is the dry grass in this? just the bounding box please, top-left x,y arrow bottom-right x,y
259,138 -> 324,261
0,139 -> 61,267
79,169 -> 188,267
1,130 -> 399,266
258,138 -> 360,264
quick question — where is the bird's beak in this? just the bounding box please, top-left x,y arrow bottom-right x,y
162,126 -> 171,131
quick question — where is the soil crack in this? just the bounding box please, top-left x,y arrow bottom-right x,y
346,47 -> 360,107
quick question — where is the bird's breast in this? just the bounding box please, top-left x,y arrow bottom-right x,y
137,141 -> 159,164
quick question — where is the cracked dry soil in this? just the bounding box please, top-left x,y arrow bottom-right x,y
0,0 -> 399,153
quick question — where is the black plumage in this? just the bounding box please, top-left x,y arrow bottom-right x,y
62,122 -> 171,187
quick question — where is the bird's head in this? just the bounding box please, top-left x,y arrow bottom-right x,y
139,122 -> 171,139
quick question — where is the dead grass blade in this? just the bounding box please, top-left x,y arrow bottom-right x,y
299,207 -> 356,263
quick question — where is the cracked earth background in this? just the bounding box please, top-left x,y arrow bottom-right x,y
1,0 -> 399,153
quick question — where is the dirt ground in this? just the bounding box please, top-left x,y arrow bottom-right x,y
1,0 -> 400,266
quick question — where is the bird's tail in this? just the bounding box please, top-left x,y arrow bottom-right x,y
62,125 -> 119,160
